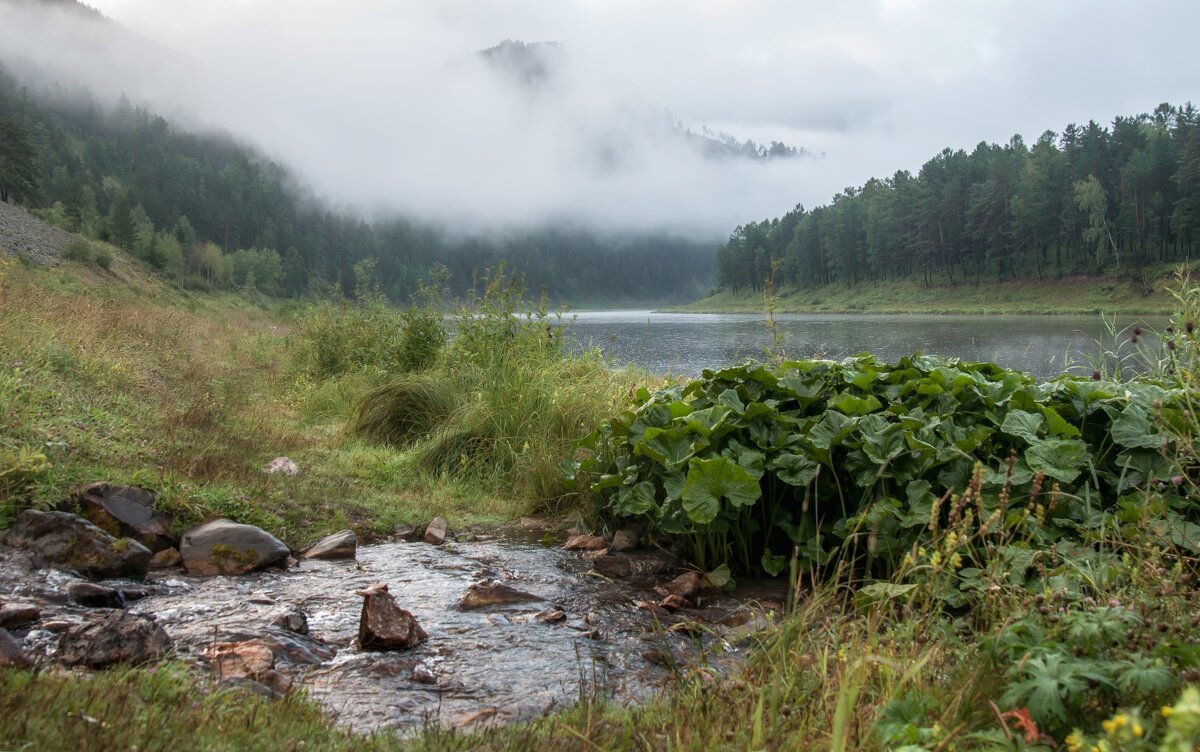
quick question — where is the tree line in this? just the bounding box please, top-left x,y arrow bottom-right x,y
716,103 -> 1200,293
0,64 -> 714,303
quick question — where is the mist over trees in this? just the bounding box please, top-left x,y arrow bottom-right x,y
716,103 -> 1200,293
0,63 -> 715,303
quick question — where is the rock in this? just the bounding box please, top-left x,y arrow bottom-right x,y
74,483 -> 175,553
583,548 -> 609,561
393,524 -> 422,542
148,547 -> 182,569
658,594 -> 687,612
0,200 -> 73,266
271,607 -> 309,635
591,553 -> 631,579
563,534 -> 606,551
611,529 -> 640,552
591,552 -> 673,580
535,610 -> 566,623
68,582 -> 123,608
0,628 -> 31,668
519,517 -> 552,531
424,517 -> 449,546
3,510 -> 151,580
635,600 -> 673,619
206,640 -> 292,696
262,457 -> 299,476
0,603 -> 40,629
459,581 -> 543,610
661,571 -> 703,600
302,529 -> 356,560
57,612 -> 170,668
357,583 -> 427,650
179,519 -> 290,576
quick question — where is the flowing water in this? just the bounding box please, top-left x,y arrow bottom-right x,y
561,311 -> 1162,380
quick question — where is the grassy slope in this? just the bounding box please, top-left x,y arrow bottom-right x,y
673,265 -> 1187,315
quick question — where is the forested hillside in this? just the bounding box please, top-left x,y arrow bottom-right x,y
716,103 -> 1200,293
0,63 -> 715,303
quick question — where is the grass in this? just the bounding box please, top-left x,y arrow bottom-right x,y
674,265 -> 1188,315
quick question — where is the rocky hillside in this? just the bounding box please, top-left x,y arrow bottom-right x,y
0,201 -> 67,266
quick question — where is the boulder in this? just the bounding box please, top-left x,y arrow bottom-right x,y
179,519 -> 290,576
67,582 -> 123,608
393,523 -> 422,542
424,517 -> 449,546
459,580 -> 542,610
0,628 -> 31,668
357,583 -> 426,650
271,607 -> 309,635
563,534 -> 606,551
301,529 -> 356,560
206,640 -> 292,696
148,547 -> 182,570
75,483 -> 175,553
262,457 -> 299,476
610,529 -> 640,552
0,603 -> 40,630
57,612 -> 170,668
3,510 -> 151,580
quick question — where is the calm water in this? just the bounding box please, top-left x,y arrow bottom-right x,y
559,311 -> 1161,380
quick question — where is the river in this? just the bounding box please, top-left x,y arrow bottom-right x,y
559,311 -> 1163,381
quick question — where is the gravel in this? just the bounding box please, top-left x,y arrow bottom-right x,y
0,201 -> 69,266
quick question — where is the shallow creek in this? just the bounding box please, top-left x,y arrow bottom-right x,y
2,531 -> 784,733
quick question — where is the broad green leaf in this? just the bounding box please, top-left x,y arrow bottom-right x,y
635,426 -> 702,470
681,456 -> 761,523
831,393 -> 883,416
717,388 -> 746,414
1040,406 -> 1080,437
854,582 -> 917,609
1000,409 -> 1044,443
1110,404 -> 1166,449
808,410 -> 855,450
1025,438 -> 1089,483
769,452 -> 819,486
761,551 -> 789,576
615,481 -> 657,516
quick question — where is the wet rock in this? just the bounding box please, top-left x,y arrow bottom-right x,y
262,456 -> 299,476
519,517 -> 553,531
591,553 -> 631,579
658,594 -> 687,613
68,582 -> 123,608
411,663 -> 438,685
0,628 -> 31,668
0,603 -> 40,629
424,517 -> 449,546
3,510 -> 151,580
220,676 -> 287,700
591,551 -> 673,579
611,529 -> 639,552
459,580 -> 543,610
206,640 -> 292,696
635,600 -> 673,619
393,524 -> 422,542
661,571 -> 703,600
563,534 -> 606,551
271,607 -> 309,636
179,519 -> 290,576
357,583 -> 427,650
149,547 -> 182,569
75,483 -> 175,553
57,612 -> 170,668
535,610 -> 566,623
302,529 -> 356,560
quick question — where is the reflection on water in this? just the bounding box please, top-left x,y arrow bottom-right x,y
560,311 -> 1162,380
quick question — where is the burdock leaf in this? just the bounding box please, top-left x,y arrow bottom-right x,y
681,456 -> 762,524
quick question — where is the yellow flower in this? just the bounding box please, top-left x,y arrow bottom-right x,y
1161,706 -> 1174,718
1065,731 -> 1085,752
1132,722 -> 1143,738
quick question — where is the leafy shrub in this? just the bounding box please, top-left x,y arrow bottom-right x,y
574,354 -> 1196,574
61,237 -> 93,262
94,245 -> 114,271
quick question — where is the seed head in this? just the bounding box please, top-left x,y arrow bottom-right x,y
1091,370 -> 1101,381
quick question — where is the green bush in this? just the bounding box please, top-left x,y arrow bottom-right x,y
61,237 -> 93,262
94,246 -> 114,271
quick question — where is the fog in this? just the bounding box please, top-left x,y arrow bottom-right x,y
3,0 -> 1199,238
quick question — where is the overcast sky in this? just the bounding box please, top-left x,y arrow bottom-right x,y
5,0 -> 1199,237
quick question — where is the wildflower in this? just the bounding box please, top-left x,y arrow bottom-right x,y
1091,370 -> 1101,381
1167,339 -> 1176,351
950,553 -> 963,570
1065,730 -> 1085,752
1167,325 -> 1175,334
930,551 -> 943,568
836,646 -> 848,663
1134,326 -> 1143,337
1187,320 -> 1195,334
1132,721 -> 1143,738
1161,705 -> 1173,718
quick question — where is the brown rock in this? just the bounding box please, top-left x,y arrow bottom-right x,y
149,547 -> 182,569
393,524 -> 422,542
0,628 -> 31,668
0,603 -> 40,630
658,594 -> 687,612
459,581 -> 543,610
271,607 -> 309,635
67,582 -> 123,608
591,552 -> 673,580
424,517 -> 449,546
611,529 -> 640,552
75,483 -> 175,553
57,612 -> 170,668
591,553 -> 631,579
179,519 -> 290,576
302,529 -> 356,560
661,571 -> 703,599
535,610 -> 566,623
3,510 -> 151,580
206,640 -> 293,696
357,583 -> 427,650
563,534 -> 606,551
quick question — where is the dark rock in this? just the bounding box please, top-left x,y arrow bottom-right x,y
393,524 -> 422,542
658,594 -> 687,612
357,583 -> 427,650
591,551 -> 673,579
0,603 -> 40,629
424,517 -> 449,546
271,607 -> 309,635
563,534 -> 606,551
57,612 -> 170,668
591,553 -> 630,579
302,529 -> 356,560
3,510 -> 151,580
68,582 -> 123,608
0,628 -> 31,668
179,519 -> 290,576
148,547 -> 182,569
75,483 -> 175,553
635,600 -> 672,619
611,529 -> 639,552
459,580 -> 542,610
661,571 -> 703,599
535,610 -> 566,623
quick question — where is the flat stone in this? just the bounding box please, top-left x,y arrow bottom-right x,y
393,524 -> 422,542
206,640 -> 293,696
357,583 -> 426,650
302,529 -> 356,560
179,519 -> 290,576
424,517 -> 449,546
661,571 -> 703,599
0,628 -> 31,668
262,457 -> 299,476
535,610 -> 566,623
0,603 -> 40,629
563,534 -> 606,551
68,582 -> 123,608
57,612 -> 170,668
611,529 -> 640,552
658,594 -> 687,612
3,510 -> 151,580
75,483 -> 175,553
459,581 -> 543,610
591,552 -> 673,580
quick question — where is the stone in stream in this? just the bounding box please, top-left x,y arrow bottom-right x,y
393,524 -> 422,542
0,603 -> 40,629
301,529 -> 356,560
424,517 -> 449,546
0,628 -> 31,668
459,580 -> 543,610
149,547 -> 182,570
610,528 -> 640,552
57,612 -> 170,668
179,519 -> 290,576
660,571 -> 703,600
357,583 -> 427,650
563,534 -> 606,551
74,482 -> 176,553
67,582 -> 124,608
2,510 -> 151,580
590,551 -> 674,580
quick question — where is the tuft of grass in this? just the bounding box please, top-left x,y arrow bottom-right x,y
354,375 -> 458,447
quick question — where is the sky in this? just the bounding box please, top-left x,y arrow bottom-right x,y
4,0 -> 1199,238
